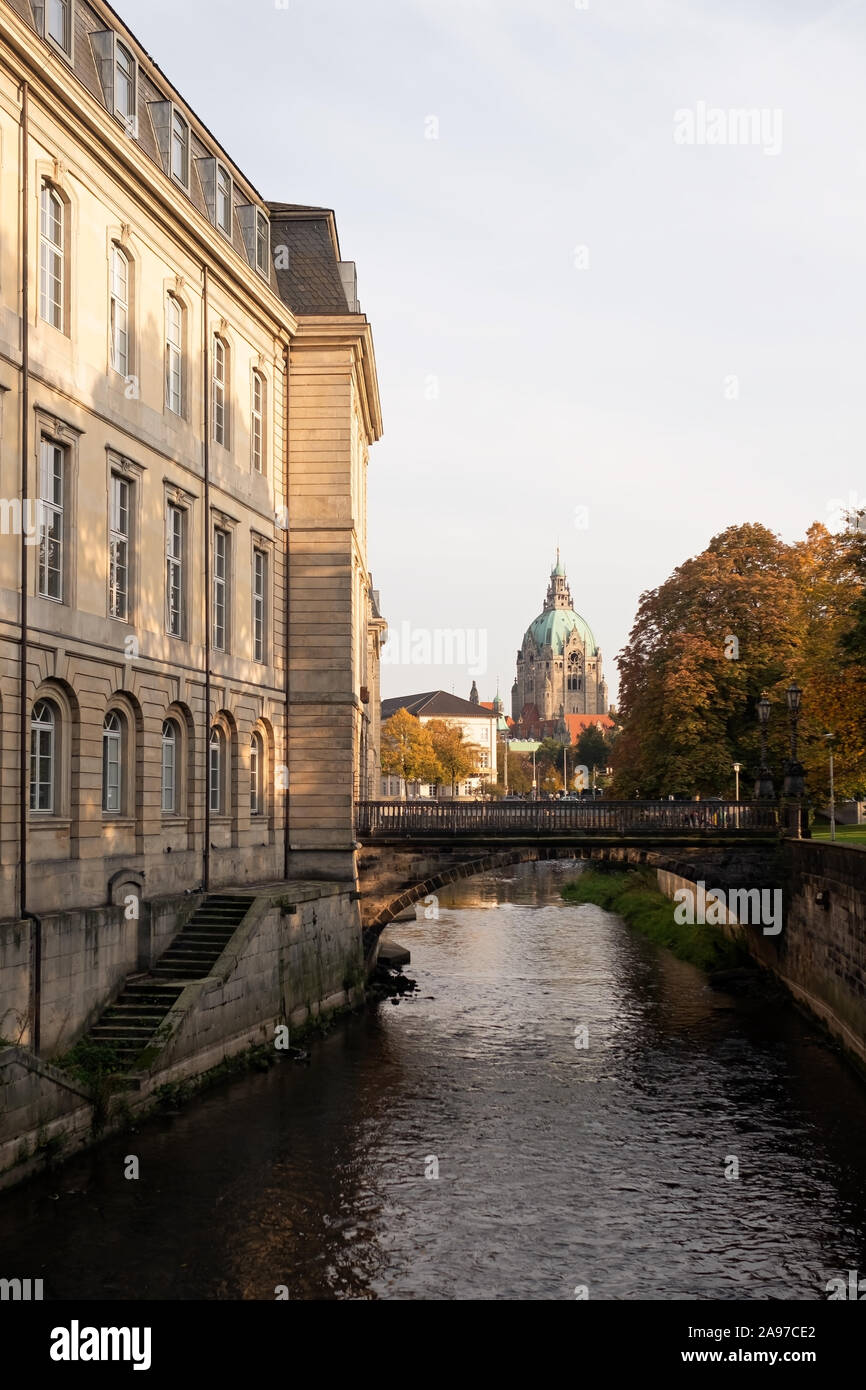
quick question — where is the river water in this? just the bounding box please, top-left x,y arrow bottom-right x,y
2,860 -> 866,1301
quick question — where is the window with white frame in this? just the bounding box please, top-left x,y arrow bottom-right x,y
216,164 -> 233,238
165,295 -> 184,415
102,711 -> 123,813
110,245 -> 130,377
109,472 -> 130,620
47,0 -> 71,54
252,548 -> 266,663
39,183 -> 64,331
161,720 -> 177,813
115,42 -> 136,128
171,110 -> 189,187
251,370 -> 265,472
30,700 -> 56,813
38,439 -> 64,601
212,336 -> 228,446
209,728 -> 224,814
213,527 -> 228,651
250,731 -> 264,816
166,502 -> 185,636
255,211 -> 269,276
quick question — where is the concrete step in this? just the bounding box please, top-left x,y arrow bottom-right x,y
91,1023 -> 159,1034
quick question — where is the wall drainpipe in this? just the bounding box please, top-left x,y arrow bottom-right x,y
282,341 -> 291,882
202,265 -> 211,893
19,83 -> 40,1050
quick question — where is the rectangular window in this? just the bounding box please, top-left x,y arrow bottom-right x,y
253,548 -> 266,663
38,439 -> 64,601
109,473 -> 130,620
39,185 -> 64,331
251,372 -> 264,472
166,296 -> 183,415
255,211 -> 269,276
115,42 -> 136,128
212,337 -> 227,446
213,527 -> 228,651
47,0 -> 70,52
166,503 -> 184,636
110,246 -> 130,377
171,110 -> 189,187
216,165 -> 232,237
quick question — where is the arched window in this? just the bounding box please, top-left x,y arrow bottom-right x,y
39,183 -> 64,330
30,700 -> 56,812
102,711 -> 123,813
165,295 -> 184,415
250,731 -> 264,816
209,728 -> 225,814
161,720 -> 177,813
251,370 -> 265,472
110,245 -> 130,377
212,336 -> 228,446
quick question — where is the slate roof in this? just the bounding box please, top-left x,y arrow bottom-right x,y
381,691 -> 497,722
268,205 -> 351,315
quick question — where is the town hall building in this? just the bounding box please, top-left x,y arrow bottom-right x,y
511,553 -> 610,740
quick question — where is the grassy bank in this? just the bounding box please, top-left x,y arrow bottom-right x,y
562,868 -> 749,972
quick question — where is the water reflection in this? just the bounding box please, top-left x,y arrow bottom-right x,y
1,860 -> 865,1300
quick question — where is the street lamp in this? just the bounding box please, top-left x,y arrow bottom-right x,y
754,691 -> 775,800
782,680 -> 806,836
733,762 -> 742,801
823,733 -> 836,842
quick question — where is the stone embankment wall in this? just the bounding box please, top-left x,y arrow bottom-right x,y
0,894 -> 200,1055
654,841 -> 866,1068
0,883 -> 364,1190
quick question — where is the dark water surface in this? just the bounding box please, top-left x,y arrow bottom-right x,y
1,861 -> 865,1300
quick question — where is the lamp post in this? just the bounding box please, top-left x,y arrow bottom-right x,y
824,733 -> 836,842
754,691 -> 775,800
733,762 -> 742,801
531,747 -> 537,800
782,680 -> 806,837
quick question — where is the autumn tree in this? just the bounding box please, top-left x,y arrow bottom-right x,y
426,720 -> 482,796
611,521 -> 866,800
380,708 -> 442,798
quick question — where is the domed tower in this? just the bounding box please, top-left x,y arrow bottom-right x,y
512,551 -> 608,723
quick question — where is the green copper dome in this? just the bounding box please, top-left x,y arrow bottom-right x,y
526,607 -> 598,656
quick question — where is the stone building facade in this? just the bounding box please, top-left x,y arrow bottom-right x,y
0,0 -> 383,924
512,553 -> 608,733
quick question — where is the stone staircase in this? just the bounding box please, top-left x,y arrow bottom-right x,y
84,894 -> 255,1070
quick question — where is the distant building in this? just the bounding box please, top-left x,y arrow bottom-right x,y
512,552 -> 610,739
380,690 -> 498,797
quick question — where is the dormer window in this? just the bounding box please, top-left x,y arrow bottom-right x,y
115,43 -> 136,128
255,211 -> 269,277
172,111 -> 189,188
47,0 -> 71,55
217,164 -> 233,238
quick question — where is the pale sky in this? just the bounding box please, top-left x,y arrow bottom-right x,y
123,0 -> 866,709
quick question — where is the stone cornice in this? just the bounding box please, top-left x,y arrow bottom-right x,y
292,317 -> 383,443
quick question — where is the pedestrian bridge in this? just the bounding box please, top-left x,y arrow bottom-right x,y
354,800 -> 782,953
355,799 -> 779,843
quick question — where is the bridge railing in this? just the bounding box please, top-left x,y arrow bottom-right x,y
355,800 -> 780,838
